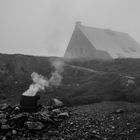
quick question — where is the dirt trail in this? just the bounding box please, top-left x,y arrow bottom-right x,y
66,64 -> 106,74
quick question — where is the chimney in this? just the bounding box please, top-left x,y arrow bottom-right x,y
75,21 -> 82,27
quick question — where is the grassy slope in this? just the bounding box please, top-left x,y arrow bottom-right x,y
0,54 -> 140,106
69,58 -> 140,76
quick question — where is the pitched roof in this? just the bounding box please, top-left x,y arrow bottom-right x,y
78,24 -> 140,58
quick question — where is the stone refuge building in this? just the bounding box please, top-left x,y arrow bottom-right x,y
64,22 -> 140,60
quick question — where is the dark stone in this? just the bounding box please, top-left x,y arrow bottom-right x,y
2,137 -> 7,140
47,130 -> 59,136
40,111 -> 53,123
25,121 -> 44,130
1,124 -> 11,130
0,104 -> 9,110
0,119 -> 7,125
12,129 -> 17,135
114,109 -> 124,114
52,109 -> 61,114
10,113 -> 29,121
12,106 -> 21,114
0,113 -> 7,119
51,98 -> 64,108
58,112 -> 69,119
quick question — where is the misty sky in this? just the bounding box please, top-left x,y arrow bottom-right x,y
0,0 -> 140,56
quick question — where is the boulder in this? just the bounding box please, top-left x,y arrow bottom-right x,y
57,112 -> 69,119
52,98 -> 64,108
52,109 -> 61,114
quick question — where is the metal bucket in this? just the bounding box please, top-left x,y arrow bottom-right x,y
20,94 -> 40,112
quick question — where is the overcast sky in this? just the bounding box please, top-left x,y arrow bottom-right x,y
0,0 -> 140,56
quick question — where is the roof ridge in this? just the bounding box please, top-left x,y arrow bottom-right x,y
79,24 -> 128,35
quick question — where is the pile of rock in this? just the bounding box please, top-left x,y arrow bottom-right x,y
0,100 -> 70,140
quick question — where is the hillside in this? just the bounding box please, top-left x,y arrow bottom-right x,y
0,53 -> 140,106
68,58 -> 140,76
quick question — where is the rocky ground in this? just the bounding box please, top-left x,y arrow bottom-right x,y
62,102 -> 140,140
1,101 -> 140,140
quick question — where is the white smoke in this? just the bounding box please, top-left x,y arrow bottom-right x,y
49,60 -> 64,87
22,60 -> 64,96
22,72 -> 49,96
49,71 -> 62,87
51,60 -> 64,73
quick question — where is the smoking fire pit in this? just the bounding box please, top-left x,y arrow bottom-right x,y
20,94 -> 40,112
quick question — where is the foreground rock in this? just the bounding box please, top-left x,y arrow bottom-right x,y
1,101 -> 140,140
25,121 -> 44,130
0,102 -> 70,140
